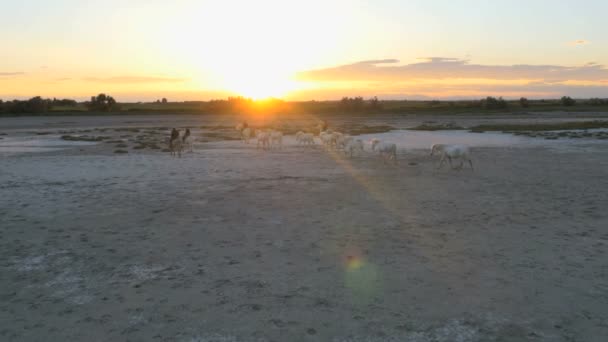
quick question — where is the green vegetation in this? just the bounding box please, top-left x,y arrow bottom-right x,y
3,95 -> 608,116
470,120 -> 608,132
480,96 -> 508,109
409,123 -> 465,131
87,93 -> 119,112
61,135 -> 109,142
333,124 -> 395,135
0,97 -> 78,114
561,96 -> 576,107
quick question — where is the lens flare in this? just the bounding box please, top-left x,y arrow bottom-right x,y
344,255 -> 381,305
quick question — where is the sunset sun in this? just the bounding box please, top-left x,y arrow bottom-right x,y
219,69 -> 300,100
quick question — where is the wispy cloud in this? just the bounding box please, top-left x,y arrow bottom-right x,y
289,82 -> 608,100
568,39 -> 590,46
292,58 -> 608,99
297,58 -> 608,82
0,72 -> 25,77
83,76 -> 187,84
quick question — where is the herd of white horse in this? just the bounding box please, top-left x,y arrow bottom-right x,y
234,124 -> 474,170
169,124 -> 474,170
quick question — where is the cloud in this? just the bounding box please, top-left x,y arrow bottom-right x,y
0,72 -> 25,77
418,57 -> 465,63
288,81 -> 608,100
354,59 -> 400,65
83,76 -> 187,83
568,39 -> 590,46
297,58 -> 608,83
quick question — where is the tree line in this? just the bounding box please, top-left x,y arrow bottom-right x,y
2,94 -> 608,115
0,97 -> 77,114
0,93 -> 120,114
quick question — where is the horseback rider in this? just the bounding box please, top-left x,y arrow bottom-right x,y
170,128 -> 179,148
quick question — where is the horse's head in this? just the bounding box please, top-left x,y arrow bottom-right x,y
370,138 -> 380,151
430,144 -> 444,156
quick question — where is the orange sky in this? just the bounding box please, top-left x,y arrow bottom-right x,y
1,0 -> 607,101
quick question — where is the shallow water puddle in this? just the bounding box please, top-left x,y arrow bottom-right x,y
0,135 -> 97,153
358,129 -> 608,151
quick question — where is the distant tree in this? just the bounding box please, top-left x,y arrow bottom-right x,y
27,96 -> 50,112
368,96 -> 382,110
561,96 -> 576,106
589,98 -> 608,106
162,98 -> 168,104
481,96 -> 508,109
87,93 -> 119,112
519,97 -> 529,108
340,96 -> 365,111
51,98 -> 77,106
1,96 -> 52,114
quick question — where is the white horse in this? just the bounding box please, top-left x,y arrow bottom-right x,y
170,132 -> 184,157
256,130 -> 271,150
243,128 -> 254,144
236,123 -> 252,144
430,144 -> 473,170
182,129 -> 193,152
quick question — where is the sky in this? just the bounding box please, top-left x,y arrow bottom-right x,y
1,0 -> 607,101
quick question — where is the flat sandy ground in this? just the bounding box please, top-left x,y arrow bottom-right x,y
1,114 -> 608,341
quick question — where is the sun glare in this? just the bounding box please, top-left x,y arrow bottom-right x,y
220,70 -> 300,100
157,0 -> 349,100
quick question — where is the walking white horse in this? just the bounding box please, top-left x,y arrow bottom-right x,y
170,130 -> 184,157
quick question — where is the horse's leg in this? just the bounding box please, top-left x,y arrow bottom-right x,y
437,156 -> 446,169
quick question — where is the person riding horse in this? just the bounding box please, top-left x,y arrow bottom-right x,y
170,128 -> 179,149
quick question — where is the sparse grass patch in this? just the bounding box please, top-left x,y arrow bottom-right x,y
61,135 -> 108,142
409,123 -> 465,131
336,124 -> 396,135
114,149 -> 128,154
200,125 -> 234,130
349,125 -> 395,135
114,128 -> 141,133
